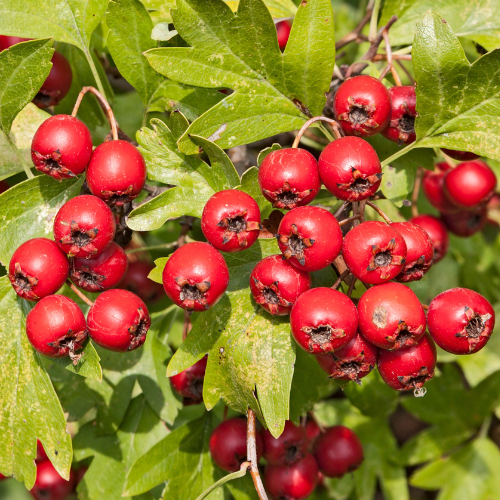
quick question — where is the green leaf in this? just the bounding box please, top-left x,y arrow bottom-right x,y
50,338 -> 102,381
381,164 -> 416,208
257,143 -> 281,167
225,0 -> 297,17
149,257 -> 169,284
238,167 -> 274,218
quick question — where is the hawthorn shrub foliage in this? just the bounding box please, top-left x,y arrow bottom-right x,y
2,0 -> 500,499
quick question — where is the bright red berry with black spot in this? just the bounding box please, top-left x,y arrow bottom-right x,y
30,460 -> 75,500
170,356 -> 208,404
276,20 -> 292,50
9,238 -> 69,301
258,149 -> 320,209
201,189 -> 261,252
120,260 -> 164,303
318,137 -> 382,201
441,207 -> 487,237
87,289 -> 151,352
427,288 -> 495,355
382,86 -> 416,144
33,52 -> 73,109
422,162 -> 459,214
162,242 -> 229,311
410,214 -> 449,263
441,148 -> 480,161
262,420 -> 309,465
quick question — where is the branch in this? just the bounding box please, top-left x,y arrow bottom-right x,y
247,410 -> 269,500
292,116 -> 343,148
335,8 -> 373,50
365,200 -> 392,224
67,281 -> 94,308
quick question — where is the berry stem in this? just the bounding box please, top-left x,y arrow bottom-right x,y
339,215 -> 361,226
292,116 -> 343,148
421,303 -> 429,311
335,7 -> 373,50
247,409 -> 269,500
379,30 -> 403,86
194,462 -> 251,500
347,276 -> 357,298
368,0 -> 382,42
332,269 -> 351,290
67,281 -> 94,308
334,201 -> 351,219
411,168 -> 422,218
365,200 -> 393,224
380,141 -> 416,168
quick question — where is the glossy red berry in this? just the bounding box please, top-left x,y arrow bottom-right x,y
9,238 -> 69,301
427,288 -> 495,355
201,189 -> 261,252
36,441 -> 48,463
26,295 -> 87,362
342,221 -> 407,284
264,453 -> 318,500
391,222 -> 434,282
276,20 -> 292,50
315,332 -> 377,383
120,260 -> 164,303
290,288 -> 358,354
31,115 -> 93,180
422,163 -> 459,213
333,76 -> 391,137
441,149 -> 480,161
410,215 -> 449,263
382,86 -> 416,144
53,195 -> 116,258
0,35 -> 31,50
258,149 -> 320,209
358,282 -> 426,350
69,242 -> 128,293
33,52 -> 73,108
250,255 -> 311,316
30,460 -> 75,500
170,356 -> 208,404
441,207 -> 487,237
377,333 -> 437,393
304,419 -> 321,448
209,418 -> 263,472
162,242 -> 229,311
318,137 -> 382,201
262,420 -> 309,465
87,289 -> 151,352
277,206 -> 342,272
87,140 -> 147,205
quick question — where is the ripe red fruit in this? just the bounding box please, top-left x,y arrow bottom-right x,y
53,195 -> 116,258
31,115 -> 93,180
258,148 -> 320,209
26,295 -> 87,362
0,180 -> 9,193
250,255 -> 311,316
262,420 -> 309,465
36,441 -> 48,462
276,20 -> 292,50
410,214 -> 449,263
318,137 -> 382,201
9,238 -> 69,301
391,222 -> 434,282
0,35 -> 31,50
305,419 -> 321,448
422,163 -> 459,214
427,288 -> 495,355
342,221 -> 407,284
209,418 -> 263,472
382,86 -> 417,144
441,207 -> 487,237
86,140 -> 147,205
315,332 -> 377,383
120,261 -> 164,303
170,356 -> 208,404
70,241 -> 128,292
377,333 -> 437,393
357,282 -> 426,350
333,75 -> 392,137
441,148 -> 480,161
313,426 -> 363,478
264,453 -> 318,500
201,189 -> 261,252
0,472 -> 7,481
33,52 -> 73,109
87,289 -> 151,352
163,242 -> 229,311
30,460 -> 75,500
277,206 -> 342,272
290,288 -> 358,354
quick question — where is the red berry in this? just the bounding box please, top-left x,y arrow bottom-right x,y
441,149 -> 480,161
315,332 -> 377,383
427,288 -> 495,355
264,453 -> 318,500
277,206 -> 342,272
53,195 -> 116,258
209,418 -> 263,472
26,295 -> 87,362
262,421 -> 309,465
258,148 -> 320,209
33,52 -> 73,109
120,260 -> 164,303
87,140 -> 147,205
391,222 -> 434,282
410,215 -> 449,263
162,242 -> 229,311
441,207 -> 487,237
9,238 -> 69,301
250,255 -> 311,316
0,472 -> 7,481
358,282 -> 426,350
87,289 -> 151,352
0,180 -> 9,193
276,20 -> 292,50
30,461 -> 75,500
422,163 -> 459,214
31,115 -> 93,180
304,419 -> 321,448
342,221 -> 407,284
201,189 -> 261,252
333,76 -> 392,137
290,288 -> 358,354
313,426 -> 363,478
377,333 -> 437,393
36,441 -> 48,462
69,241 -> 128,293
318,137 -> 382,201
170,356 -> 207,404
0,35 -> 31,50
381,86 -> 416,144
75,466 -> 88,485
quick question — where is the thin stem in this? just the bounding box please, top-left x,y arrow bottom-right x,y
84,49 -> 107,98
411,168 -> 422,218
393,45 -> 413,55
4,132 -> 34,179
380,141 -> 417,168
292,117 -> 342,148
339,215 -> 361,226
318,122 -> 336,143
347,277 -> 357,298
396,60 -> 415,84
332,269 -> 350,290
365,200 -> 392,223
358,200 -> 367,223
195,463 -> 251,500
223,406 -> 229,421
182,310 -> 192,341
373,54 -> 412,61
479,415 -> 492,439
421,303 -> 429,311
379,30 -> 402,85
247,410 -> 269,500
67,281 -> 94,308
368,0 -> 382,41
334,201 -> 350,219
126,242 -> 178,254
335,8 -> 373,50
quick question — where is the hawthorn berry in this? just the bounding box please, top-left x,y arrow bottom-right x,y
277,206 -> 342,272
262,420 -> 309,465
0,472 -> 6,481
33,52 -> 73,109
0,35 -> 30,50
333,75 -> 392,136
86,140 -> 147,205
26,295 -> 87,362
422,162 -> 459,213
258,148 -> 320,209
31,114 -> 93,180
342,221 -> 407,284
30,460 -> 75,500
276,20 -> 292,50
87,289 -> 151,352
317,136 -> 382,201
410,214 -> 449,263
250,255 -> 311,316
170,356 -> 208,404
9,238 -> 69,301
53,195 -> 116,258
290,288 -> 358,354
441,207 -> 487,237
427,288 -> 495,355
120,260 -> 164,303
201,189 -> 261,252
305,419 -> 321,448
382,86 -> 417,144
36,441 -> 48,463
441,148 -> 480,161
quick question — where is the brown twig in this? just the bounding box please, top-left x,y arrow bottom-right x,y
292,116 -> 343,148
247,409 -> 269,500
339,215 -> 361,226
411,168 -> 422,218
365,200 -> 392,224
396,60 -> 415,84
67,281 -> 94,308
347,277 -> 357,298
182,310 -> 192,341
335,9 -> 373,50
334,201 -> 351,219
332,269 -> 351,290
379,30 -> 402,85
421,303 -> 429,311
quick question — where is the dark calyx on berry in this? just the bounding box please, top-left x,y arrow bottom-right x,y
48,328 -> 87,365
264,181 -> 312,209
217,210 -> 260,246
303,325 -> 345,349
101,186 -> 135,206
127,307 -> 150,351
367,239 -> 405,278
60,222 -> 99,257
398,367 -> 432,392
337,169 -> 382,196
10,263 -> 38,300
252,278 -> 292,315
458,306 -> 492,349
176,278 -> 211,310
277,224 -> 314,266
31,149 -> 76,181
71,266 -> 106,292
